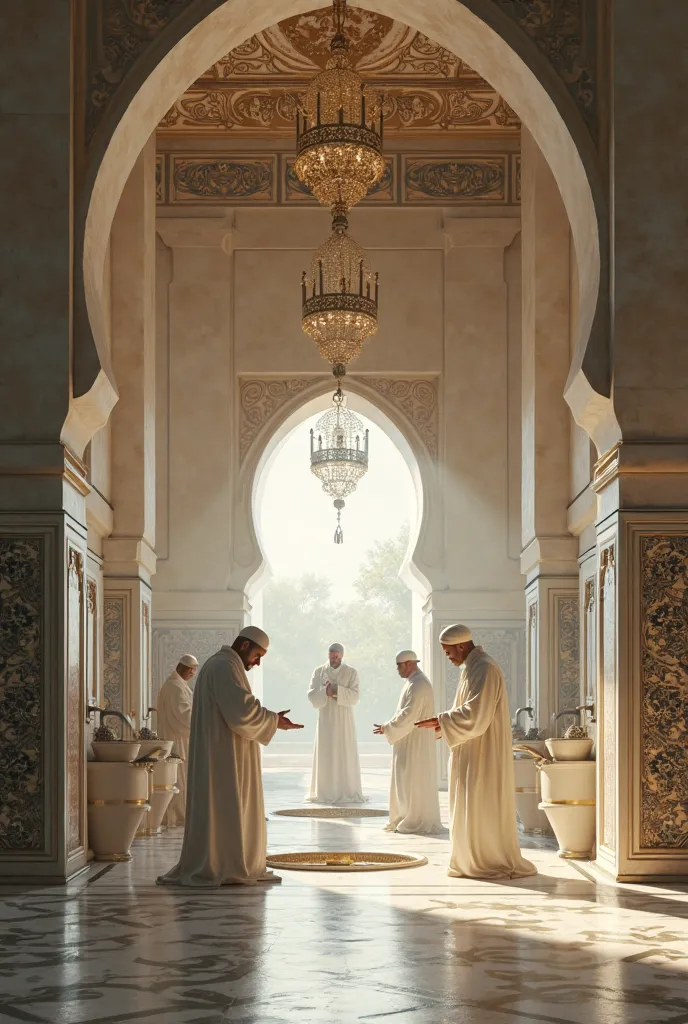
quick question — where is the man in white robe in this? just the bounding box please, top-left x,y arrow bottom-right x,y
374,651 -> 444,835
417,624 -> 536,880
156,654 -> 198,828
307,642 -> 364,805
157,627 -> 303,888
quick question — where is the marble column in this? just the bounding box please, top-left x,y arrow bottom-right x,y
0,6 -> 92,881
585,5 -> 688,882
102,141 -> 156,730
152,218 -> 246,702
432,217 -> 526,786
520,129 -> 581,736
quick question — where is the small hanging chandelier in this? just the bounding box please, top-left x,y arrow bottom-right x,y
302,207 -> 378,380
295,0 -> 385,213
310,387 -> 369,544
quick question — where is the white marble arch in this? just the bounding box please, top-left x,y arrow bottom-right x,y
78,0 -> 607,460
230,376 -> 445,603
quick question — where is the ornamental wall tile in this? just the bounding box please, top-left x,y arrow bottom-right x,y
103,596 -> 125,735
170,155 -> 277,203
151,628 -> 236,702
639,535 -> 688,850
403,155 -> 508,204
0,537 -> 45,852
556,594 -> 580,713
240,378 -> 316,462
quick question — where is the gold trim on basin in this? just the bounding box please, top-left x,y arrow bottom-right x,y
153,785 -> 179,792
88,799 -> 150,807
515,787 -> 539,793
541,799 -> 595,806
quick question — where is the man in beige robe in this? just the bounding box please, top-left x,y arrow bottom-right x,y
417,624 -> 536,880
157,626 -> 303,888
374,650 -> 444,834
156,654 -> 198,828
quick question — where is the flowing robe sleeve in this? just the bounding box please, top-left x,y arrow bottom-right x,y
336,667 -> 360,708
439,659 -> 500,748
307,667 -> 328,710
209,661 -> 278,746
383,681 -> 420,745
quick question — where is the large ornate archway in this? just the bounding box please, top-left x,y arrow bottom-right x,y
76,0 -> 608,454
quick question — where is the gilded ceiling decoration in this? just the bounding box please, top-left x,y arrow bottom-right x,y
158,8 -> 520,138
84,1 -> 596,145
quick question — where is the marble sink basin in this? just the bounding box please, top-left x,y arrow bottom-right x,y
92,740 -> 142,762
545,738 -> 593,761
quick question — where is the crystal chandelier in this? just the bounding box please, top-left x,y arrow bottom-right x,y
295,0 -> 385,213
302,207 -> 378,380
310,387 -> 369,544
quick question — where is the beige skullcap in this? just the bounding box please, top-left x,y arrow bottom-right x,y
439,623 -> 472,645
396,649 -> 419,664
237,625 -> 270,650
329,642 -> 344,654
178,654 -> 199,668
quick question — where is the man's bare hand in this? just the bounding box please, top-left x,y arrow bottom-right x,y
277,710 -> 304,731
373,724 -> 384,735
416,717 -> 440,730
325,682 -> 336,698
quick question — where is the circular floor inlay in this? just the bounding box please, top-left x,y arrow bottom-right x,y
272,807 -> 389,818
266,851 -> 427,872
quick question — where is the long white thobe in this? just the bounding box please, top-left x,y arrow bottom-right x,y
307,662 -> 364,805
382,669 -> 444,834
155,670 -> 193,827
158,646 -> 278,888
439,646 -> 536,880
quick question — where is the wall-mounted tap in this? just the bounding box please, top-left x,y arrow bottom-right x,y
513,706 -> 534,729
86,702 -> 104,723
100,709 -> 136,734
576,702 -> 596,724
552,708 -> 580,737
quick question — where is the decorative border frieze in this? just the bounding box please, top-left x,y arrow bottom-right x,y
103,595 -> 126,732
155,152 -> 521,206
599,542 -> 617,853
554,594 -> 580,713
67,548 -> 85,856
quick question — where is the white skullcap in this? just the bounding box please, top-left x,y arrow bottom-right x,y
178,654 -> 198,668
396,650 -> 419,664
329,642 -> 344,653
237,625 -> 270,650
439,623 -> 472,645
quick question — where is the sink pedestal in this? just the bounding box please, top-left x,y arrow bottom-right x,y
538,761 -> 596,859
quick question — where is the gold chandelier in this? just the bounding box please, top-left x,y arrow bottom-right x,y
302,208 -> 378,379
295,0 -> 385,212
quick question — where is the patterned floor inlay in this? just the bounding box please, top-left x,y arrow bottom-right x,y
272,807 -> 389,818
1,768 -> 687,1024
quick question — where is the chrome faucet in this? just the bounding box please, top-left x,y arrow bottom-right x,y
513,706 -> 534,729
552,708 -> 580,736
100,709 -> 136,734
576,702 -> 596,724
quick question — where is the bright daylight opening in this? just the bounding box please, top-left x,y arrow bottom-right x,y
253,402 -> 419,793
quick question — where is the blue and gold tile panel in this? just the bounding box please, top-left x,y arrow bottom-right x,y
403,155 -> 508,204
170,155 -> 277,203
283,156 -> 397,204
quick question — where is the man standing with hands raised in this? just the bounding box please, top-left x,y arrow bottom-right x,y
417,624 -> 536,880
158,626 -> 303,888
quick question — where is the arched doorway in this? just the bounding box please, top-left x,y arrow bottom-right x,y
77,0 -> 605,455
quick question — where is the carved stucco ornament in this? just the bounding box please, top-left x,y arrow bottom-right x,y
239,376 -> 439,464
84,0 -> 596,144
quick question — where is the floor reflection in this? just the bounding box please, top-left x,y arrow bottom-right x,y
0,768 -> 686,1023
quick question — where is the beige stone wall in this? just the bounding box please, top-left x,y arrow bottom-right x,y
152,202 -> 526,690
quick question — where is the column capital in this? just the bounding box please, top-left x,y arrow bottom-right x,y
521,535 -> 579,580
594,441 -> 688,517
443,216 -> 520,252
156,216 -> 235,252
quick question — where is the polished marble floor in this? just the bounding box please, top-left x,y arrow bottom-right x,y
1,768 -> 688,1024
